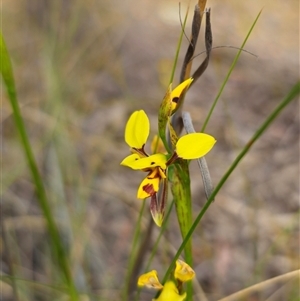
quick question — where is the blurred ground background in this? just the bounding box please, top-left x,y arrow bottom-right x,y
1,0 -> 299,300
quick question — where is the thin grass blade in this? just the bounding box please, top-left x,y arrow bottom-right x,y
201,9 -> 263,132
0,33 -> 79,300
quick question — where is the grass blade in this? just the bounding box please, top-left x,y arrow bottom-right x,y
0,33 -> 79,300
201,9 -> 263,132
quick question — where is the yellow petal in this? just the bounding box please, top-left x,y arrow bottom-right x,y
153,281 -> 186,301
127,154 -> 168,170
176,133 -> 216,159
137,176 -> 160,199
171,78 -> 193,111
174,260 -> 195,282
125,110 -> 150,149
120,154 -> 140,167
138,270 -> 163,289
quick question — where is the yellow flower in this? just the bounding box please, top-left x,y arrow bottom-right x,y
153,281 -> 186,301
121,113 -> 215,196
137,167 -> 166,199
138,270 -> 164,290
121,109 -> 216,226
138,260 -> 194,301
174,259 -> 195,282
122,133 -> 215,197
125,110 -> 149,151
170,78 -> 193,113
176,133 -> 216,160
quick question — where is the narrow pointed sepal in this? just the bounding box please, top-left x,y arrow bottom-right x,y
150,194 -> 164,227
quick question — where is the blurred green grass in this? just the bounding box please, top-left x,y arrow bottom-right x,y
2,0 -> 299,300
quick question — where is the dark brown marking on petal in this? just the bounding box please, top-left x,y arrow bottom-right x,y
172,97 -> 179,104
143,184 -> 156,196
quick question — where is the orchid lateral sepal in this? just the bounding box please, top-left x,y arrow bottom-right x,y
150,177 -> 168,227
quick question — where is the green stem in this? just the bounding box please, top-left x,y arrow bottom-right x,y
171,162 -> 193,300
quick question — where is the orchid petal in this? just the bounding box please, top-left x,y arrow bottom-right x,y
153,281 -> 186,301
176,133 -> 216,159
137,176 -> 160,199
120,154 -> 140,167
174,259 -> 195,282
171,78 -> 193,111
125,110 -> 150,149
127,154 -> 168,170
138,270 -> 163,289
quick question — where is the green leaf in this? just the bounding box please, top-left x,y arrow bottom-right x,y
170,161 -> 193,299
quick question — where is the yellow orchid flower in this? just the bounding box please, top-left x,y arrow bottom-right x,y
138,270 -> 164,289
153,281 -> 186,301
174,259 -> 195,282
138,260 -> 194,301
121,109 -> 216,227
170,78 -> 193,113
122,132 -> 216,182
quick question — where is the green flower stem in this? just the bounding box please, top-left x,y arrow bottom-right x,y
170,162 -> 193,300
1,34 -> 79,300
162,81 -> 300,284
201,9 -> 263,133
